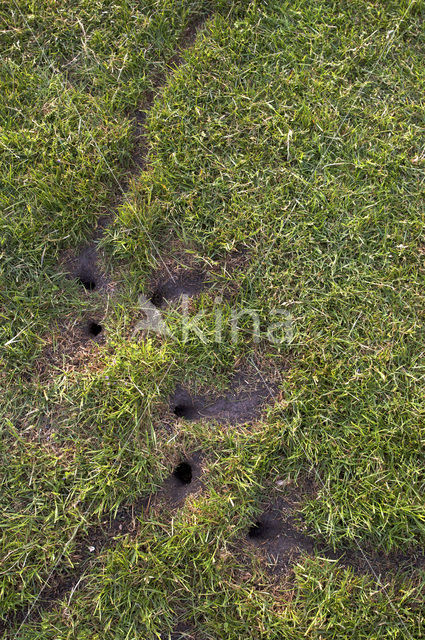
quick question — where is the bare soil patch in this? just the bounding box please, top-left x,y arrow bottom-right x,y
170,370 -> 279,426
150,269 -> 206,308
154,453 -> 204,513
34,312 -> 106,381
160,622 -> 198,640
244,487 -> 425,583
65,240 -> 112,294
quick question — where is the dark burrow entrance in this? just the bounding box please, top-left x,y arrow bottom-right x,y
170,371 -> 279,427
77,275 -> 96,291
149,288 -> 164,308
171,387 -> 199,420
248,520 -> 265,539
88,321 -> 103,337
173,403 -> 197,419
173,462 -> 193,485
244,495 -> 425,580
71,245 -> 101,292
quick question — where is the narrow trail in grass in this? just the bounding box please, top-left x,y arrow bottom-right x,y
75,13 -> 210,258
245,494 -> 425,581
0,15 -> 211,636
170,370 -> 279,425
36,14 -> 213,374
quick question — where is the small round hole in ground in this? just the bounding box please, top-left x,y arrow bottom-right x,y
150,289 -> 164,307
88,322 -> 102,337
248,520 -> 265,539
78,276 -> 96,291
173,403 -> 195,419
173,462 -> 192,485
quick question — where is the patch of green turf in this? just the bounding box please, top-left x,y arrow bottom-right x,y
0,0 -> 240,376
108,0 -> 425,548
1,0 -> 425,637
0,0 -> 245,619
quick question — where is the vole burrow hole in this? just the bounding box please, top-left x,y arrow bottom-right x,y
149,289 -> 164,307
88,321 -> 103,337
173,462 -> 193,485
248,520 -> 265,539
78,276 -> 96,291
173,403 -> 196,419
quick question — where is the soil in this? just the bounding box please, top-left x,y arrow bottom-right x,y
34,313 -> 106,380
170,371 -> 279,426
67,243 -> 111,293
160,622 -> 198,640
244,490 -> 425,582
150,269 -> 206,308
245,493 -> 319,574
155,453 -> 204,513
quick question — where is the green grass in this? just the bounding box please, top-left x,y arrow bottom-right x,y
1,0 -> 425,637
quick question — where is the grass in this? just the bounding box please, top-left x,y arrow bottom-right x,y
1,0 -> 425,637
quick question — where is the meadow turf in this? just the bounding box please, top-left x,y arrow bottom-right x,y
1,0 -> 425,638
